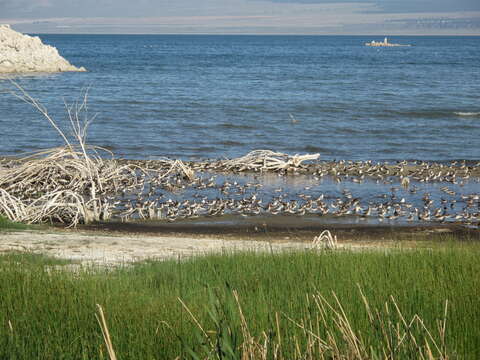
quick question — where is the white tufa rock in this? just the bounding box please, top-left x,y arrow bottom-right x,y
0,24 -> 86,74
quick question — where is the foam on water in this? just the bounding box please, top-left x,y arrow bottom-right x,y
454,112 -> 480,117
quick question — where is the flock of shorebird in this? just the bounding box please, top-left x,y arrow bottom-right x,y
1,155 -> 477,228
110,159 -> 480,227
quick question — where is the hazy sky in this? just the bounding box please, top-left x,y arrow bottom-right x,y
1,0 -> 479,34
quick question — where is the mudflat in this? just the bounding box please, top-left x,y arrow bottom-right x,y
2,218 -> 477,266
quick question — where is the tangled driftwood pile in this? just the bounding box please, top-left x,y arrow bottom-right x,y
0,147 -> 140,226
199,150 -> 320,172
0,148 -> 197,227
0,81 -> 138,227
0,83 -> 135,226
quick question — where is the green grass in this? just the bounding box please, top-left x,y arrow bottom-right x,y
0,215 -> 29,230
0,243 -> 479,359
0,251 -> 75,266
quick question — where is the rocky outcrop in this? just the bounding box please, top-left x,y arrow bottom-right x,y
0,24 -> 86,73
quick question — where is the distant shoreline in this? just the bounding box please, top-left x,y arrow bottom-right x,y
20,33 -> 480,36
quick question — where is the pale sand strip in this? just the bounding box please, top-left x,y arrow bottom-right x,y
0,230 -> 317,266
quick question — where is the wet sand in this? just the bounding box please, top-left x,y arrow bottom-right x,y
84,215 -> 479,242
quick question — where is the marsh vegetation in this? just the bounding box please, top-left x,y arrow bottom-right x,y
0,241 -> 479,359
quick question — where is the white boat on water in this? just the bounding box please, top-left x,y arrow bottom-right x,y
365,37 -> 411,47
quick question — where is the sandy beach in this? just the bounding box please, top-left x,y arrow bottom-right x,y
0,228 -> 317,265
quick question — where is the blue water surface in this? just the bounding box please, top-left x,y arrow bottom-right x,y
1,35 -> 479,161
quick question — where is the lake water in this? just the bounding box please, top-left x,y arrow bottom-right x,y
1,35 -> 479,162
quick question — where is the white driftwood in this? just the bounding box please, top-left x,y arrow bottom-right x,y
216,150 -> 320,172
156,159 -> 196,181
312,230 -> 338,250
0,82 -> 146,227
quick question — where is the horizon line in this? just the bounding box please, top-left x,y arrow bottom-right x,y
25,32 -> 480,36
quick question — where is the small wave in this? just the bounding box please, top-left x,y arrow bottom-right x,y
100,145 -> 118,151
123,145 -> 162,152
385,110 -> 480,120
336,128 -> 362,135
454,112 -> 480,117
302,145 -> 329,153
218,123 -> 255,130
183,146 -> 218,153
220,140 -> 243,146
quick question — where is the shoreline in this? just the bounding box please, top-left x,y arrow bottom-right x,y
82,215 -> 477,241
3,155 -> 480,179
